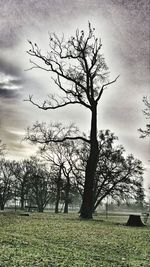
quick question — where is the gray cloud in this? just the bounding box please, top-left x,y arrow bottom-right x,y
0,57 -> 23,77
0,70 -> 23,100
103,0 -> 150,81
0,26 -> 20,49
0,0 -> 70,49
0,88 -> 20,99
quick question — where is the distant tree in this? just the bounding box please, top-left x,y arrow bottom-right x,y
94,131 -> 144,211
135,186 -> 145,208
0,140 -> 6,157
52,164 -> 63,213
27,157 -> 53,212
0,159 -> 14,210
26,23 -> 119,219
39,142 -> 65,213
71,130 -> 145,211
62,164 -> 73,213
139,96 -> 150,138
11,160 -> 31,210
39,140 -> 76,213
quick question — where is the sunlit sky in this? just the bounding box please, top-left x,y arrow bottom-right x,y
0,0 -> 149,187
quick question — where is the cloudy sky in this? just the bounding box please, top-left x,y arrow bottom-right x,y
0,0 -> 149,186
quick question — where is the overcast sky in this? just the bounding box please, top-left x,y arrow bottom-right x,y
0,0 -> 149,187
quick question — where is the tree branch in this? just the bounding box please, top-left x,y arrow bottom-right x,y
25,122 -> 90,145
27,134 -> 90,144
96,75 -> 120,102
24,95 -> 81,110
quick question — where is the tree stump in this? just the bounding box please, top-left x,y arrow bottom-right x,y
126,214 -> 145,227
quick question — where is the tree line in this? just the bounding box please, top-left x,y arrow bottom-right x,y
0,130 -> 145,213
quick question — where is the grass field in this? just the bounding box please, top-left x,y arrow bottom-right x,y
0,212 -> 149,267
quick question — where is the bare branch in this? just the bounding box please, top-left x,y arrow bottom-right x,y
24,95 -> 81,110
26,24 -> 113,113
96,75 -> 120,102
143,96 -> 150,118
25,122 -> 90,145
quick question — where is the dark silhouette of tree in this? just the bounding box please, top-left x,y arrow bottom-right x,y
11,160 -> 31,210
39,143 -> 65,213
0,159 -> 14,210
71,130 -> 144,211
53,164 -> 63,213
94,131 -> 144,211
25,23 -> 119,219
139,96 -> 150,138
39,140 -> 77,213
27,157 -> 53,212
62,164 -> 72,213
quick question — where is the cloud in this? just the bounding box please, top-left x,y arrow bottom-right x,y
0,26 -> 20,49
0,0 -> 68,49
0,88 -> 20,99
1,127 -> 38,160
0,71 -> 23,100
0,57 -> 23,77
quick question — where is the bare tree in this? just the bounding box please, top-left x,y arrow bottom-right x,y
0,140 -> 6,157
71,130 -> 144,211
25,23 -> 119,219
139,96 -> 150,138
62,164 -> 73,213
39,140 -> 75,213
27,157 -> 53,212
0,159 -> 14,210
48,163 -> 64,214
11,160 -> 31,210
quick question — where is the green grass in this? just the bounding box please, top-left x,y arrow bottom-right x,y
0,212 -> 149,267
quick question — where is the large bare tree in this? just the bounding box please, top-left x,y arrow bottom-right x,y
26,23 -> 119,219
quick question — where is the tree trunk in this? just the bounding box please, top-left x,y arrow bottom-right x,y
64,180 -> 70,213
55,165 -> 62,213
20,195 -> 25,210
35,194 -> 44,212
0,195 -> 4,210
38,206 -> 44,212
55,198 -> 59,213
64,201 -> 68,213
126,215 -> 145,227
0,202 -> 4,211
80,105 -> 99,219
